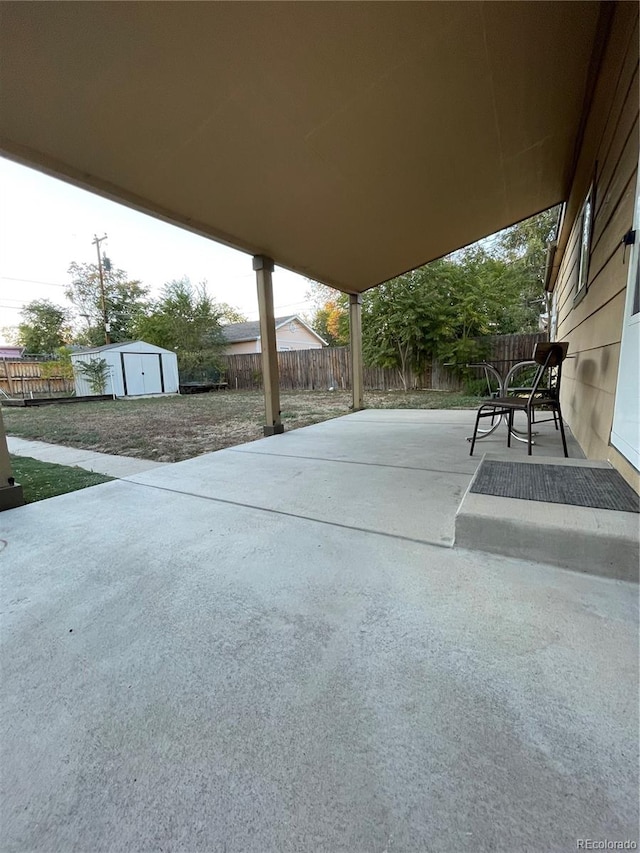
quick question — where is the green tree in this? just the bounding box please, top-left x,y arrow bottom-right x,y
362,261 -> 463,389
132,277 -> 226,355
218,303 -> 248,324
66,261 -> 149,345
17,299 -> 71,355
485,205 -> 561,332
361,207 -> 561,386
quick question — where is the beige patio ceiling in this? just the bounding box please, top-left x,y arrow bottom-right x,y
0,1 -> 602,293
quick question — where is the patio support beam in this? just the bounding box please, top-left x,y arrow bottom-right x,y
0,410 -> 24,511
254,254 -> 284,436
349,293 -> 364,411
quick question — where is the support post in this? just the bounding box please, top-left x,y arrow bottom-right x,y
349,293 -> 364,411
0,410 -> 24,511
254,255 -> 284,436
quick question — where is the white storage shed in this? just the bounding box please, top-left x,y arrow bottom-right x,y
71,341 -> 179,398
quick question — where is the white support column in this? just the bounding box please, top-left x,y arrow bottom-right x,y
254,254 -> 284,436
349,293 -> 364,411
0,410 -> 24,511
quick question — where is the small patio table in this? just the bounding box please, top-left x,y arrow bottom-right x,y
463,358 -> 537,445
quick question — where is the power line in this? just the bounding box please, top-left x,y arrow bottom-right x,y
0,276 -> 67,288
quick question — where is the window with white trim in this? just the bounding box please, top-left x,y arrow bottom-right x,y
576,182 -> 594,300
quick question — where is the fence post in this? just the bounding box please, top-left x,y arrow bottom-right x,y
2,360 -> 14,396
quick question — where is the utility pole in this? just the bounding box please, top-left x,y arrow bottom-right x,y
92,233 -> 110,344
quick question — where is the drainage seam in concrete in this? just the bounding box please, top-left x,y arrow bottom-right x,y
122,478 -> 454,550
229,447 -> 476,478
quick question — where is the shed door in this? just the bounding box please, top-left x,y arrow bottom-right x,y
123,353 -> 162,396
611,160 -> 640,470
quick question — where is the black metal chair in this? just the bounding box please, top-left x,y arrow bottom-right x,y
469,342 -> 569,457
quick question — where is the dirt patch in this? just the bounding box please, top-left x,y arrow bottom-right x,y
3,389 -> 477,462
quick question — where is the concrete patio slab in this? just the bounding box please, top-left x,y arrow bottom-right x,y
1,411 -> 637,852
7,436 -> 167,478
126,410 -> 583,549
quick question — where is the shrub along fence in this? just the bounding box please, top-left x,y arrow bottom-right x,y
220,332 -> 547,392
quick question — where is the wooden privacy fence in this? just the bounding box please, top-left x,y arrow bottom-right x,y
0,359 -> 74,397
2,333 -> 547,397
220,332 -> 547,392
480,333 -> 548,368
219,348 -> 431,392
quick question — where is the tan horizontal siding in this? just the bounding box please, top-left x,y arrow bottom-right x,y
589,169 -> 636,283
556,247 -> 579,317
592,115 -> 638,250
553,2 -> 638,481
555,220 -> 581,312
594,15 -> 639,171
561,340 -> 621,396
558,288 -> 626,351
551,4 -> 638,270
562,376 -> 618,457
594,101 -> 638,238
562,243 -> 632,334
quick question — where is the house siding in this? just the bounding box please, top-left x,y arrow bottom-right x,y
224,319 -> 324,354
553,1 -> 639,490
274,319 -> 324,351
225,340 -> 261,355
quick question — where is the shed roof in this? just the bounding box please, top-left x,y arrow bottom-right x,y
0,2 -> 605,292
70,341 -> 176,356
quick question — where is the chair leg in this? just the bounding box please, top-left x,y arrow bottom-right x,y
527,408 -> 533,455
556,405 -> 569,457
469,409 -> 483,456
507,410 -> 512,447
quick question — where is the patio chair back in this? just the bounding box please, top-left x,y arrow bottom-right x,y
532,341 -> 569,369
525,341 -> 569,404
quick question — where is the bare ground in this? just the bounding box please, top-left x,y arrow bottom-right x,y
2,389 -> 478,462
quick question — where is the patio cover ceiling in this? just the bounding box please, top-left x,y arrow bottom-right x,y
0,2 -> 602,293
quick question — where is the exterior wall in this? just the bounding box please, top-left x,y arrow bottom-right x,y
274,318 -> 324,351
553,2 -> 639,489
224,320 -> 324,354
224,340 -> 261,355
160,353 -> 179,394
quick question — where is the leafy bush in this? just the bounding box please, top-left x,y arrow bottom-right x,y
75,357 -> 110,394
464,377 -> 493,397
177,351 -> 225,384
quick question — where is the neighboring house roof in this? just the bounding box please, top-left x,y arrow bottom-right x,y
0,346 -> 24,358
221,316 -> 327,346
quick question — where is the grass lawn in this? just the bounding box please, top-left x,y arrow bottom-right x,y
10,455 -> 114,504
2,389 -> 479,463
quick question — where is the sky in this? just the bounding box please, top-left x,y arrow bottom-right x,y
0,157 -> 314,345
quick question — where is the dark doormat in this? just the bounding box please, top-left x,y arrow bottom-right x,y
471,460 -> 639,513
